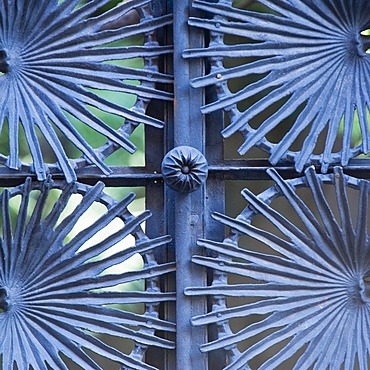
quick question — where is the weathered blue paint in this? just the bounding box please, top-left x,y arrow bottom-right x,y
0,0 -> 172,182
0,177 -> 175,369
185,0 -> 370,173
1,0 -> 370,369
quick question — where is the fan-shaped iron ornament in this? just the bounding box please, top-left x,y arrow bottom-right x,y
0,0 -> 172,182
0,178 -> 175,369
185,0 -> 370,172
186,167 -> 370,369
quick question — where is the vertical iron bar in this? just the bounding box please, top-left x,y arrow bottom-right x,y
170,0 -> 208,368
145,2 -> 175,368
205,88 -> 227,369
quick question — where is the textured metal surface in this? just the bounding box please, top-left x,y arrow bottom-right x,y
0,177 -> 175,369
185,0 -> 370,172
4,0 -> 370,369
0,1 -> 177,369
162,146 -> 208,192
186,166 -> 370,369
0,0 -> 172,182
167,1 -> 209,368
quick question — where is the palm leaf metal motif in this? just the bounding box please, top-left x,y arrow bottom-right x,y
186,167 -> 370,369
0,0 -> 172,182
0,177 -> 175,370
185,0 -> 370,172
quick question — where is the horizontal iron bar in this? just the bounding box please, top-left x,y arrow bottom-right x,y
209,159 -> 370,180
72,167 -> 163,186
2,159 -> 370,186
0,167 -> 163,187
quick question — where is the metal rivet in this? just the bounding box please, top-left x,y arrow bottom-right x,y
181,166 -> 190,174
161,146 -> 208,193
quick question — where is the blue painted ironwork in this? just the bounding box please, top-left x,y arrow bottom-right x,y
186,166 -> 370,368
0,176 -> 175,369
3,0 -> 370,369
162,146 -> 208,192
185,0 -> 370,172
0,0 -> 172,182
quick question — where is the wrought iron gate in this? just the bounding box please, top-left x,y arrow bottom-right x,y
1,0 -> 370,369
